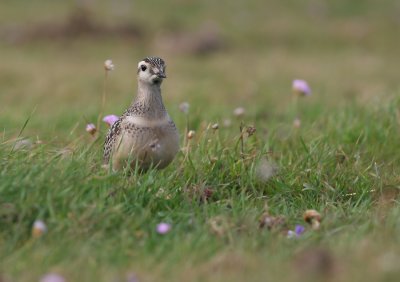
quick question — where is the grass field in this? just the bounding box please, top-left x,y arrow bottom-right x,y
1,1 -> 400,281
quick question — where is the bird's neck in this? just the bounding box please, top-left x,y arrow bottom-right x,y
132,81 -> 166,119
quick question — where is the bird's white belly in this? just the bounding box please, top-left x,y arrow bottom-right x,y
112,120 -> 179,170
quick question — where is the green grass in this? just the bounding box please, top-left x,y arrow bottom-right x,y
1,0 -> 400,281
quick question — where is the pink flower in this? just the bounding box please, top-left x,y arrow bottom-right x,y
223,119 -> 232,127
179,102 -> 190,114
40,273 -> 66,282
85,123 -> 97,136
292,79 -> 311,96
156,222 -> 171,234
103,115 -> 119,127
293,118 -> 301,128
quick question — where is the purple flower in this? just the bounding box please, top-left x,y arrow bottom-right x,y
292,79 -> 311,96
287,225 -> 306,239
156,222 -> 171,234
103,115 -> 119,127
295,224 -> 306,236
40,273 -> 66,282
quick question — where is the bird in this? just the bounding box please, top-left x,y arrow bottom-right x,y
103,56 -> 179,171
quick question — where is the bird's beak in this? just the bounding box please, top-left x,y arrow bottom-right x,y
157,71 -> 167,79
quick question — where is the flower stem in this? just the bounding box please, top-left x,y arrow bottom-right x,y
184,114 -> 189,147
97,70 -> 108,132
293,92 -> 299,119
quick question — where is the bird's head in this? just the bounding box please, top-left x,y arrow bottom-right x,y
137,56 -> 167,85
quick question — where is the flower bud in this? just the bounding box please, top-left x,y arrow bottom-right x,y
104,59 -> 115,71
187,130 -> 195,139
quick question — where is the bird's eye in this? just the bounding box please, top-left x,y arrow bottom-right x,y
141,65 -> 147,71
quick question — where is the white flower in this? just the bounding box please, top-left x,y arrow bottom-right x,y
223,119 -> 232,127
187,130 -> 195,139
211,123 -> 219,130
256,158 -> 278,183
104,59 -> 115,71
287,230 -> 296,239
179,102 -> 190,114
233,107 -> 245,117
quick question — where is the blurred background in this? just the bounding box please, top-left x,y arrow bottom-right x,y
0,0 -> 399,139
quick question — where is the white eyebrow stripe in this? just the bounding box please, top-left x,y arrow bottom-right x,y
137,61 -> 146,68
124,115 -> 171,127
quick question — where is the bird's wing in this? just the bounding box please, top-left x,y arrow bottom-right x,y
103,118 -> 122,164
